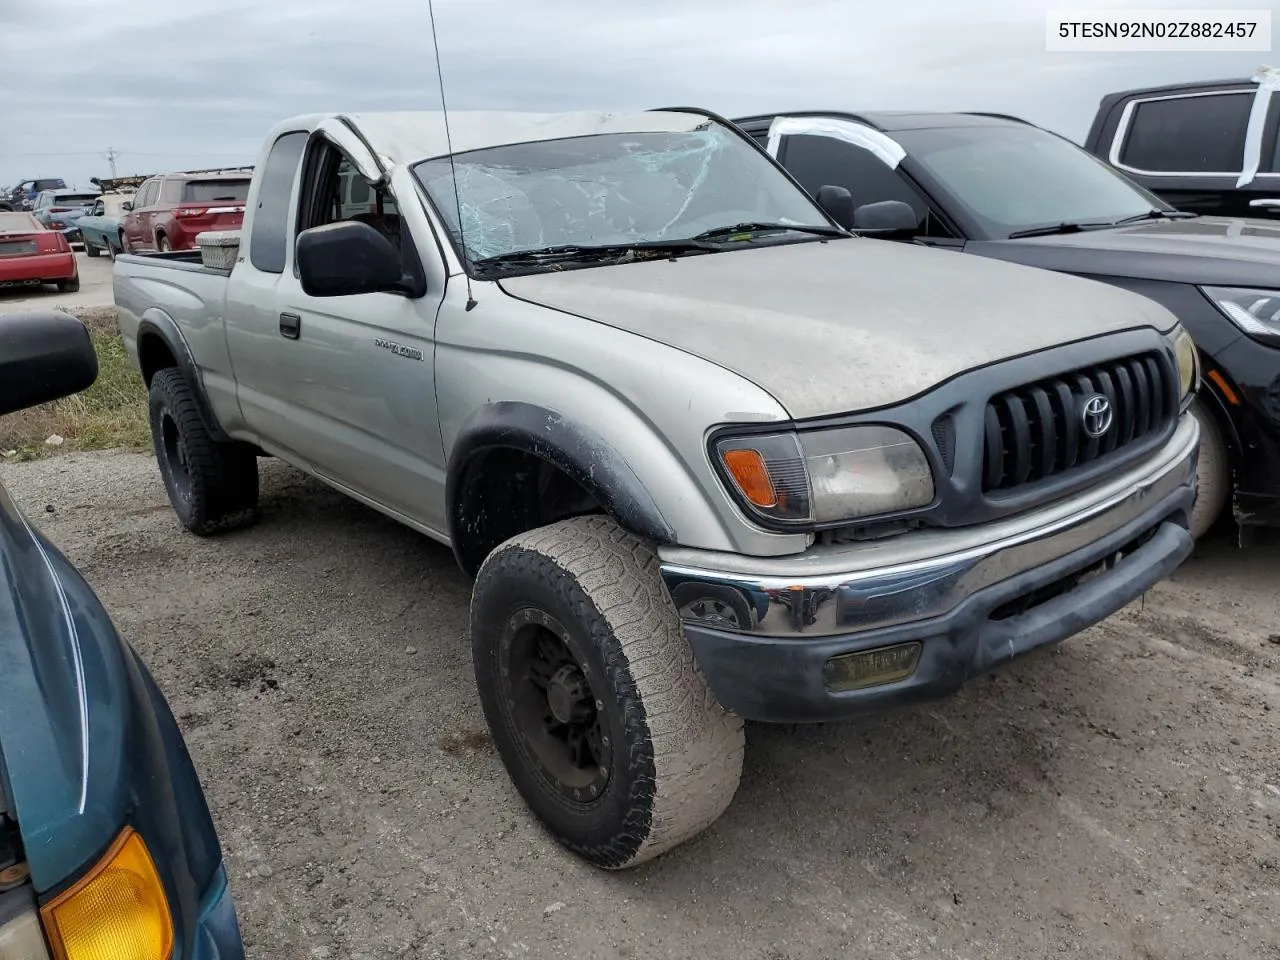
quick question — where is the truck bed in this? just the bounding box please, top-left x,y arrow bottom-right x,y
115,249 -> 231,277
112,249 -> 236,404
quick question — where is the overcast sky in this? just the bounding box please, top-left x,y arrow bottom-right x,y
0,0 -> 1268,187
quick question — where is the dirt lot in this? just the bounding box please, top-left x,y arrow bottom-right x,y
2,451 -> 1277,960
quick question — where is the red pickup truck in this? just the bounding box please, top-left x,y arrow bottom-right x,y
119,168 -> 252,253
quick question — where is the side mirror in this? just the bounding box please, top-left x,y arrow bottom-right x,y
296,221 -> 405,297
0,311 -> 98,417
814,185 -> 854,230
852,200 -> 918,236
120,201 -> 133,212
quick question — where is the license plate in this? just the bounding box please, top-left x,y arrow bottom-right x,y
0,240 -> 37,256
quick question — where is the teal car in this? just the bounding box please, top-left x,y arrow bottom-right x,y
78,193 -> 134,258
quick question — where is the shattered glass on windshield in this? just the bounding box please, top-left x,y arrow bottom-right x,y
412,124 -> 828,265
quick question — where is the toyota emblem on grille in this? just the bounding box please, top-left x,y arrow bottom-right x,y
1081,394 -> 1113,438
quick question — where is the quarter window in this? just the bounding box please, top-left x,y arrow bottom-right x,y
248,131 -> 307,274
1119,92 -> 1252,173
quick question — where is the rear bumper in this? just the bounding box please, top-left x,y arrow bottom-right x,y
0,253 -> 76,283
660,413 -> 1198,722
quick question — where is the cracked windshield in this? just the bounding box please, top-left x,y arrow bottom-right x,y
414,122 -> 833,272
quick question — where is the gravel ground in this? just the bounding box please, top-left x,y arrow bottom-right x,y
3,450 -> 1278,960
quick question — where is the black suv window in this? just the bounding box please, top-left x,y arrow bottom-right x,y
249,131 -> 308,274
1120,92 -> 1252,173
779,133 -> 948,237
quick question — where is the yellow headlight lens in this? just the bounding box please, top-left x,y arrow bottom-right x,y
1173,327 -> 1198,399
40,828 -> 173,960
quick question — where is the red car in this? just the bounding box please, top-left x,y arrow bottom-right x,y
0,212 -> 78,293
119,167 -> 252,253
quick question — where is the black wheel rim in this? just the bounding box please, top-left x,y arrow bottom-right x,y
159,411 -> 191,502
500,607 -> 612,803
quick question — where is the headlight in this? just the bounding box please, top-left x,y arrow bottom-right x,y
1170,325 -> 1198,402
1202,286 -> 1280,347
39,827 -> 173,960
714,425 -> 935,526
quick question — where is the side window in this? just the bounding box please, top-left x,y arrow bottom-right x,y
302,150 -> 402,251
1119,92 -> 1252,173
1266,98 -> 1280,174
779,134 -> 949,237
135,180 -> 158,208
249,130 -> 308,274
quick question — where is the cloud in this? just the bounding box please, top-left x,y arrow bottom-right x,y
0,0 -> 1265,186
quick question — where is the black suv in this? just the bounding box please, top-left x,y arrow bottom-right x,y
735,109 -> 1280,539
1084,76 -> 1280,219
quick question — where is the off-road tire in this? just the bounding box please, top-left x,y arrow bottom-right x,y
470,516 -> 744,869
147,368 -> 259,536
57,276 -> 79,293
1189,396 -> 1230,539
84,238 -> 101,258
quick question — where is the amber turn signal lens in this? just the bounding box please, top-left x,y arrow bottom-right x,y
721,448 -> 778,508
40,827 -> 173,960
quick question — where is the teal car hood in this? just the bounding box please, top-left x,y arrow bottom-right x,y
0,482 -> 130,888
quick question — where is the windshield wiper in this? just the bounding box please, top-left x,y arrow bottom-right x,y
1006,220 -> 1115,239
690,222 -> 848,241
471,239 -> 715,273
1110,209 -> 1198,226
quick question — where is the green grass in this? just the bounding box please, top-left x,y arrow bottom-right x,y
0,308 -> 150,462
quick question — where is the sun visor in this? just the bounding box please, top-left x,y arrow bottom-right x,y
765,116 -> 906,169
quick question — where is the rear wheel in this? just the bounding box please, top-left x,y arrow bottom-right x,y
119,231 -> 131,255
1189,396 -> 1230,539
57,276 -> 79,293
471,516 -> 744,869
157,234 -> 171,253
147,368 -> 259,536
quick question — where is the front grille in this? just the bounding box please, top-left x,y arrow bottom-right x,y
982,351 -> 1175,493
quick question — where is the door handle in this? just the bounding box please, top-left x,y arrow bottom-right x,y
279,312 -> 301,339
1248,198 -> 1280,211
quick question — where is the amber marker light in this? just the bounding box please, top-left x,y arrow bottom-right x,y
39,827 -> 173,960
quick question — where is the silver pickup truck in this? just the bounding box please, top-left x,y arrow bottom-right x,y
114,107 -> 1200,869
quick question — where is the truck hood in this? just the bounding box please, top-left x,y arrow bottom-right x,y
497,237 -> 1176,419
970,216 -> 1280,289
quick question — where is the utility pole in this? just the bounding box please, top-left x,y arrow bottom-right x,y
104,147 -> 120,179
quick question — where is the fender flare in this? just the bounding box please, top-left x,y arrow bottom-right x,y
134,308 -> 230,442
446,402 -> 676,566
1195,375 -> 1245,469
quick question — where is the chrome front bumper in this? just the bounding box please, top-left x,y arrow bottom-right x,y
661,412 -> 1199,639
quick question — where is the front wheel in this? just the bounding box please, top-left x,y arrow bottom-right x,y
84,237 -> 101,258
470,516 -> 745,869
1189,397 -> 1230,539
